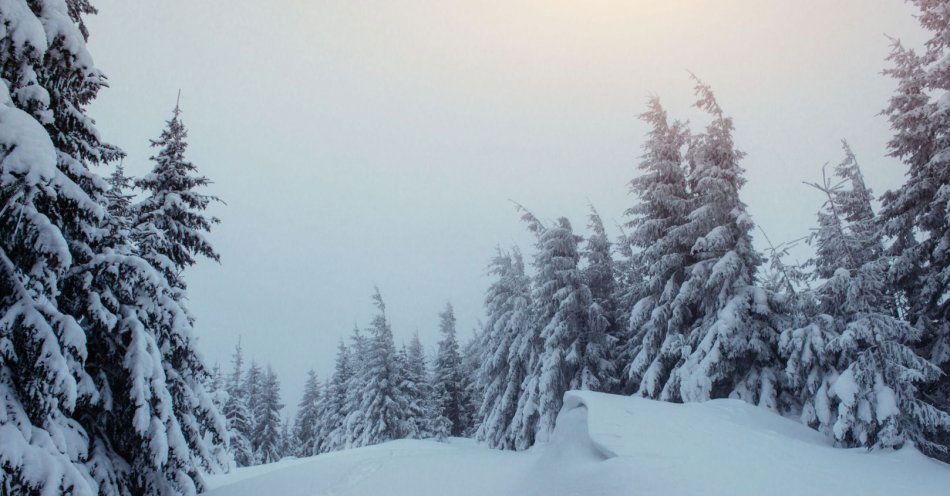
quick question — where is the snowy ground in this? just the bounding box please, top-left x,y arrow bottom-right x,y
205,392 -> 950,495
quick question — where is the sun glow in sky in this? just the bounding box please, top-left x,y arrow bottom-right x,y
86,0 -> 925,409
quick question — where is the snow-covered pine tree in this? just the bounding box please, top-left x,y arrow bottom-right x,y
582,206 -> 619,393
800,157 -> 950,454
134,97 -> 220,294
252,366 -> 284,464
779,146 -> 874,438
759,227 -> 822,433
204,363 -> 233,469
505,209 -> 550,450
0,25 -> 101,494
663,78 -> 779,409
126,99 -> 230,479
293,370 -> 322,457
351,289 -> 409,447
621,97 -> 693,399
526,212 -> 605,439
878,0 -> 950,436
223,343 -> 254,467
342,325 -> 368,448
320,339 -> 352,452
460,328 -> 484,435
2,2 -> 227,494
395,344 -> 427,439
243,360 -> 263,462
475,247 -> 534,450
404,333 -> 435,439
432,303 -> 471,437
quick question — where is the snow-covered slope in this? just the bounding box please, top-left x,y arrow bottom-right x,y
528,391 -> 950,495
205,392 -> 950,495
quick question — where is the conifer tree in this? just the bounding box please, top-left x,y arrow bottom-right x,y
134,97 -> 220,293
582,207 -> 619,393
343,325 -> 368,448
404,333 -> 436,438
662,79 -> 779,409
223,389 -> 254,467
878,0 -> 950,431
104,101 -> 230,484
350,289 -> 408,447
396,345 -> 427,439
243,360 -> 263,461
252,366 -> 284,464
797,157 -> 950,454
460,328 -> 485,435
528,214 -> 604,438
432,303 -> 470,436
126,102 -> 230,478
224,341 -> 254,466
320,340 -> 352,452
621,97 -> 693,398
1,2 -> 226,494
206,363 -> 231,468
475,248 -> 534,450
293,370 -> 323,457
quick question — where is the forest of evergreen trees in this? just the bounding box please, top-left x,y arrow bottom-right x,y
1,0 -> 949,494
209,296 -> 482,467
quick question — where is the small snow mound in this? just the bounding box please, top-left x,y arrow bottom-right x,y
541,401 -> 612,464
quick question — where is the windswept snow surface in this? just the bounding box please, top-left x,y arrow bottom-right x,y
205,391 -> 950,495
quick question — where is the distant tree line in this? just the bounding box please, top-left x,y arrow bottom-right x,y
213,295 -> 481,466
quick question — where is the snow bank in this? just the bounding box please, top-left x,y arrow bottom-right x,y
205,392 -> 950,495
531,391 -> 950,496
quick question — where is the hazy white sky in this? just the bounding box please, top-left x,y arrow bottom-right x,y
85,0 -> 926,409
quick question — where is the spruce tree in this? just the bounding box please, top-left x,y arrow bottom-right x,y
404,333 -> 436,438
622,97 -> 693,398
252,366 -> 284,464
395,345 -> 427,439
293,370 -> 322,457
581,207 -> 619,393
662,79 -> 779,409
342,325 -> 368,448
222,390 -> 254,467
879,0 -> 950,436
527,213 -> 604,438
799,157 -> 950,454
224,341 -> 254,466
320,339 -> 352,452
475,248 -> 534,450
460,328 -> 484,435
0,69 -> 101,495
133,98 -> 220,293
351,289 -> 408,447
126,101 -> 229,479
432,303 -> 469,437
243,361 -> 263,461
1,2 -> 226,494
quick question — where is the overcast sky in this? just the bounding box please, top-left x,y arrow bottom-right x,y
85,0 -> 926,411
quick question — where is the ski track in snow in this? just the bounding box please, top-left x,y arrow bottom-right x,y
205,392 -> 950,496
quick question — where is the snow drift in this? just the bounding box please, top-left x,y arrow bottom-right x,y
205,391 -> 950,495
